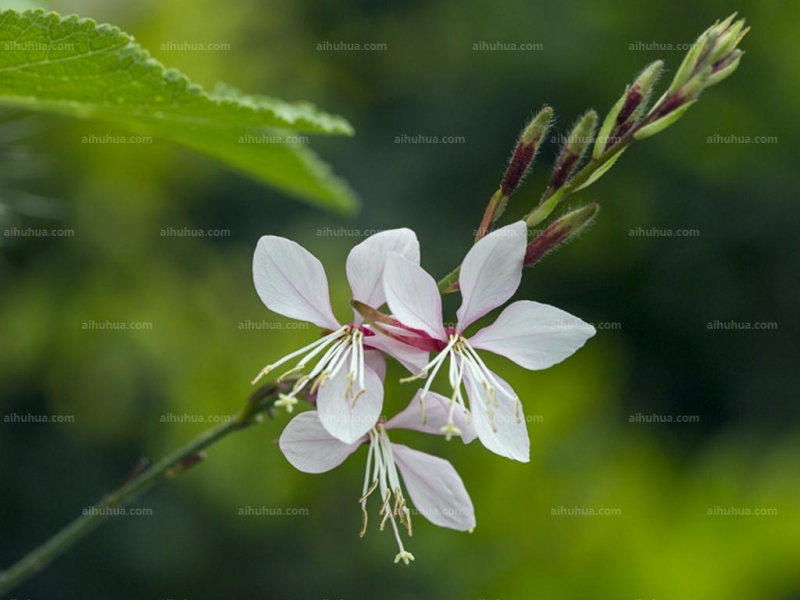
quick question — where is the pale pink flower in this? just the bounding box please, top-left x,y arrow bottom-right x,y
380,221 -> 596,462
252,229 -> 428,444
279,392 -> 476,564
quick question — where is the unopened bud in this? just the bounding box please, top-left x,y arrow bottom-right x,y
500,106 -> 553,197
616,61 -> 663,126
667,14 -> 747,98
524,204 -> 599,267
549,110 -> 597,191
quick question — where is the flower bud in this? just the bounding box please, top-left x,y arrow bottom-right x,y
616,60 -> 663,127
500,105 -> 553,197
524,204 -> 599,267
549,110 -> 597,191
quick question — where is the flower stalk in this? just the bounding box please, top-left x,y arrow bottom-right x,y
0,383 -> 291,597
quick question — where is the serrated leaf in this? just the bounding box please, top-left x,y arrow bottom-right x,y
0,9 -> 358,213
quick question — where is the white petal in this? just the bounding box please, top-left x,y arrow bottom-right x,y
469,300 -> 595,370
347,229 -> 420,313
386,390 -> 476,444
384,253 -> 446,340
253,236 -> 339,330
278,411 -> 363,473
363,349 -> 387,381
392,444 -> 476,531
316,366 -> 383,444
363,332 -> 430,374
456,221 -> 527,331
464,370 -> 529,462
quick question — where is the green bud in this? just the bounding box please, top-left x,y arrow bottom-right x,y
521,105 -> 554,146
707,50 -> 743,87
524,204 -> 600,267
550,110 -> 597,191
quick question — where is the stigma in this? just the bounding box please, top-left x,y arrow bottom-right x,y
402,333 -> 519,437
359,423 -> 415,564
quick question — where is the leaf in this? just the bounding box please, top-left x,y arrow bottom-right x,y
634,101 -> 697,141
0,9 -> 358,213
573,149 -> 626,192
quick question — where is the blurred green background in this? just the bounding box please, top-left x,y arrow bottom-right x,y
1,0 -> 799,598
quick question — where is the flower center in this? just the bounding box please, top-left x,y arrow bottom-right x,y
359,424 -> 414,564
402,333 -> 519,438
252,324 -> 369,410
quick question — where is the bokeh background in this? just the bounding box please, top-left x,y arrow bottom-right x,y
1,0 -> 798,598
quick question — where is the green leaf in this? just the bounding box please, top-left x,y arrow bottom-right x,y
0,9 -> 358,213
634,102 -> 697,141
573,149 -> 626,192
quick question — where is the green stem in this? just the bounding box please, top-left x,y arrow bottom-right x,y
0,388 -> 281,597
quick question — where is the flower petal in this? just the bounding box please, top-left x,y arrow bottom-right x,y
363,349 -> 387,382
386,390 -> 476,444
392,444 -> 476,531
279,411 -> 363,473
347,229 -> 420,315
384,253 -> 446,340
456,221 -> 527,331
469,300 -> 595,370
363,332 -> 430,374
317,365 -> 383,444
464,369 -> 529,462
253,236 -> 339,330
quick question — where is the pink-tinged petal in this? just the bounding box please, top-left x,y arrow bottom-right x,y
456,221 -> 527,331
464,370 -> 529,462
386,390 -> 476,444
469,300 -> 595,370
384,253 -> 447,340
363,349 -> 387,382
253,236 -> 339,330
347,229 -> 420,315
317,366 -> 383,444
392,444 -> 476,531
363,332 -> 430,374
279,411 -> 363,473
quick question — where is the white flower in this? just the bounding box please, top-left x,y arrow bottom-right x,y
380,221 -> 596,462
279,392 -> 476,564
252,229 -> 428,443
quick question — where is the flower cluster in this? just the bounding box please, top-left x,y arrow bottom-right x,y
252,224 -> 595,563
